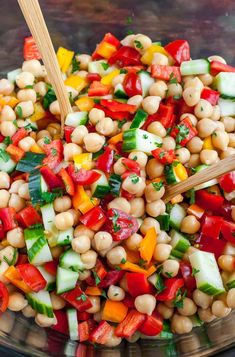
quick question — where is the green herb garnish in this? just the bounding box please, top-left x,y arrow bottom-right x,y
155,274 -> 166,294
152,180 -> 164,191
130,174 -> 139,184
76,293 -> 87,302
15,106 -> 23,118
93,271 -> 101,286
175,124 -> 189,144
134,40 -> 144,50
101,62 -> 109,71
0,149 -> 10,163
192,268 -> 200,276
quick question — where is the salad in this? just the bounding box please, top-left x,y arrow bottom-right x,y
0,32 -> 234,347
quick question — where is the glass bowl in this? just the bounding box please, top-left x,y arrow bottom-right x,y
0,0 -> 235,355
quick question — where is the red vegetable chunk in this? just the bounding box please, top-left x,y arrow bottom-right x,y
105,208 -> 139,241
165,40 -> 190,64
115,309 -> 145,338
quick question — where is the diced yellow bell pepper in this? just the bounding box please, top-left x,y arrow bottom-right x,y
96,42 -> 117,59
75,97 -> 94,111
64,75 -> 87,92
57,47 -> 74,73
171,194 -> 184,204
30,102 -> 46,122
174,162 -> 188,181
203,136 -> 214,150
79,197 -> 100,214
0,96 -> 19,109
101,69 -> 120,86
73,153 -> 93,170
30,143 -> 44,154
141,45 -> 169,65
72,185 -> 99,214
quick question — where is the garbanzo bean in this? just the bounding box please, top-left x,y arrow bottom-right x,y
54,212 -> 74,230
162,136 -> 176,150
184,77 -> 204,92
96,117 -> 115,136
218,255 -> 235,272
162,259 -> 180,277
171,314 -> 193,334
16,71 -> 35,88
93,231 -> 113,251
133,34 -> 152,52
192,289 -> 213,309
221,147 -> 235,159
0,79 -> 14,95
7,227 -> 25,248
71,125 -> 88,144
142,96 -> 161,115
107,285 -> 125,301
86,296 -> 100,314
177,297 -> 197,316
211,300 -> 231,318
181,215 -> 200,234
156,303 -> 174,319
134,294 -> 156,315
35,314 -> 56,328
0,121 -> 17,137
149,81 -> 168,98
147,121 -> 166,137
140,217 -> 160,235
22,59 -> 42,76
145,182 -> 165,203
153,243 -> 172,262
152,52 -> 169,65
75,54 -> 91,70
210,105 -> 220,121
186,136 -> 203,153
221,116 -> 235,133
53,196 -> 72,212
122,174 -> 146,195
17,88 -> 37,103
197,118 -> 217,138
194,99 -> 213,119
0,172 -> 10,189
0,189 -> 10,208
212,130 -> 229,151
200,149 -> 218,165
8,292 -> 28,311
226,288 -> 235,308
8,193 -> 25,212
183,87 -> 201,107
107,246 -> 126,265
50,292 -> 66,310
127,95 -> 143,108
63,143 -> 82,161
80,250 -> 97,269
125,233 -> 143,251
72,235 -> 91,254
180,113 -> 198,126
146,158 -> 164,179
34,81 -> 47,97
74,224 -> 94,239
198,73 -> 213,86
1,105 -> 16,121
188,153 -> 201,168
130,197 -> 145,217
83,133 -> 105,153
156,230 -> 171,244
146,199 -> 166,217
167,83 -> 182,98
108,197 -> 131,214
128,151 -> 148,168
175,147 -> 190,164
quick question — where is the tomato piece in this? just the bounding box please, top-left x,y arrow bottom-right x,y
17,206 -> 42,228
16,264 -> 46,292
123,72 -> 142,97
11,128 -> 28,146
64,126 -> 74,143
105,208 -> 139,241
221,220 -> 235,244
40,166 -> 64,190
200,88 -> 220,106
52,310 -> 69,335
219,172 -> 235,193
100,99 -> 136,113
139,312 -> 163,336
67,164 -> 101,185
61,287 -> 92,312
43,140 -> 64,170
89,321 -> 113,344
115,309 -> 145,338
80,206 -> 106,231
0,207 -> 18,231
195,190 -> 224,215
156,278 -> 184,301
126,273 -> 152,297
179,262 -> 196,292
88,81 -> 110,96
121,158 -> 140,175
96,146 -> 114,173
201,215 -> 223,239
94,103 -> 131,121
23,36 -> 41,61
109,46 -> 141,67
152,148 -> 176,164
151,65 -> 181,82
87,73 -> 101,82
210,60 -> 235,76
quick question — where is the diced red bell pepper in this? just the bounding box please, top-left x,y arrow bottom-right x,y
16,254 -> 28,265
109,46 -> 141,67
79,320 -> 96,342
121,158 -> 140,175
170,117 -> 198,146
17,206 -> 42,228
86,73 -> 102,82
105,208 -> 139,241
201,88 -> 220,106
88,81 -> 110,97
11,128 -> 28,146
89,320 -> 113,344
210,60 -> 235,76
0,134 -> 5,143
197,234 -> 226,259
99,270 -> 125,289
100,99 -> 136,114
40,166 -> 64,191
126,272 -> 152,297
0,281 -> 9,312
43,140 -> 64,170
123,293 -> 135,308
151,65 -> 181,82
52,310 -> 68,335
0,223 -> 5,240
201,215 -> 223,239
152,148 -> 176,164
164,40 -> 190,65
94,259 -> 107,280
123,72 -> 142,97
94,103 -> 131,121
23,36 -> 41,61
44,260 -> 58,276
0,207 -> 18,231
121,189 -> 135,201
138,312 -> 163,336
64,126 -> 74,143
196,190 -> 224,215
177,98 -> 195,116
220,201 -> 233,221
6,144 -> 25,162
156,278 -> 184,301
61,287 -> 92,312
92,33 -> 120,60
179,262 -> 196,292
80,206 -> 106,231
58,168 -> 75,196
96,146 -> 114,174
16,264 -> 46,292
219,172 -> 235,193
123,65 -> 145,73
67,164 -> 101,185
142,104 -> 175,130
115,309 -> 145,338
221,220 -> 235,244
77,311 -> 91,321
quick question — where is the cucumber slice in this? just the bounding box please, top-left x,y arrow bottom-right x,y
91,170 -> 110,198
37,267 -> 56,291
138,70 -> 154,97
59,249 -> 85,272
26,290 -> 53,317
170,230 -> 191,253
215,72 -> 235,99
24,227 -> 44,245
0,153 -> 16,174
88,60 -> 115,77
56,267 -> 79,294
57,228 -> 74,246
169,204 -> 186,230
67,309 -> 79,341
28,169 -> 48,205
16,152 -> 45,173
189,251 -> 225,296
130,109 -> 148,129
218,98 -> 235,116
114,84 -> 128,99
226,272 -> 235,290
7,68 -> 22,83
156,214 -> 170,231
123,128 -> 162,155
27,235 -> 53,265
109,174 -> 122,197
41,203 -> 58,246
180,59 -> 210,76
164,163 -> 181,184
65,112 -> 88,127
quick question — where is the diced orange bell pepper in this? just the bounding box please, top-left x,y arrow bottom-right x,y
4,266 -> 32,293
72,185 -> 100,214
108,133 -> 123,144
125,248 -> 140,264
119,261 -> 147,275
85,287 -> 102,296
0,97 -> 19,108
146,265 -> 157,277
75,97 -> 94,111
30,143 -> 44,154
6,145 -> 25,162
58,168 -> 75,196
102,300 -> 128,323
139,227 -> 157,265
187,204 -> 205,219
96,42 -> 117,59
171,194 -> 184,204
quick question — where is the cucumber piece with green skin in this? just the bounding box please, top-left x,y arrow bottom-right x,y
37,267 -> 56,291
24,227 -> 44,244
91,170 -> 110,198
170,230 -> 191,253
169,204 -> 186,230
40,203 -> 58,246
164,163 -> 181,184
109,174 -> 122,197
88,60 -> 115,76
218,98 -> 235,116
226,272 -> 235,290
7,68 -> 22,83
156,214 -> 170,231
122,128 -> 162,155
189,251 -> 225,296
28,169 -> 48,205
26,290 -> 53,317
130,109 -> 148,129
170,250 -> 184,260
67,309 -> 79,341
57,228 -> 74,246
27,235 -> 53,265
0,148 -> 16,173
114,84 -> 128,99
16,152 -> 45,173
59,249 -> 85,272
215,72 -> 235,99
56,267 -> 79,294
180,59 -> 210,76
138,70 -> 154,97
65,111 -> 88,127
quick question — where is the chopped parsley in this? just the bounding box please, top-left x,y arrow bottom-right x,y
115,265 -> 121,271
132,155 -> 137,161
44,137 -> 51,144
189,188 -> 195,204
101,62 -> 109,71
25,85 -> 34,89
28,223 -> 43,230
15,106 -> 23,118
165,272 -> 173,278
134,40 -> 144,50
76,293 -> 87,302
111,209 -> 121,233
127,30 -> 134,35
154,142 -> 163,148
155,274 -> 166,294
117,119 -> 127,129
3,136 -> 12,145
169,73 -> 178,84
121,258 -> 126,264
173,289 -> 187,309
175,124 -> 189,144
101,290 -> 107,299
143,134 -> 148,139
13,119 -> 18,128
191,268 -> 200,277
138,258 -> 147,267
126,16 -> 133,24
72,57 -> 80,73
172,160 -> 180,167
152,180 -> 164,191
173,94 -> 181,100
120,69 -> 128,74
0,149 -> 10,163
130,174 -> 139,184
93,271 -> 101,286
43,87 -> 57,110
51,148 -> 57,156
24,123 -> 35,131
41,190 -> 63,204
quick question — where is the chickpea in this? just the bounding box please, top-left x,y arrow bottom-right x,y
183,87 -> 201,107
149,81 -> 168,98
218,255 -> 235,272
35,313 -> 56,328
26,327 -> 47,349
133,34 -> 152,52
192,289 -> 213,309
184,77 -> 204,92
146,199 -> 166,217
9,180 -> 25,194
54,211 -> 74,230
84,133 -> 105,153
180,113 -> 198,127
70,125 -> 88,145
157,303 -> 174,319
105,327 -> 122,347
177,297 -> 197,316
79,270 -> 91,281
112,73 -> 125,87
134,294 -> 156,315
81,250 -> 97,269
194,99 -> 213,119
215,120 -> 225,131
51,246 -> 63,259
0,79 -> 14,95
108,197 -> 131,214
22,59 -> 42,76
167,83 -> 182,98
22,305 -> 36,318
16,71 -> 35,88
146,158 -> 164,179
0,121 -> 17,137
121,34 -> 136,47
18,137 -> 35,152
171,314 -> 193,334
127,95 -> 143,108
53,196 -> 71,212
69,210 -> 80,226
208,55 -> 226,64
152,52 -> 169,65
156,230 -> 171,244
147,121 -> 166,137
75,54 -> 91,70
93,231 -> 112,251
1,105 -> 16,121
226,288 -> 235,308
0,246 -> 17,264
15,101 -> 34,118
130,197 -> 145,217
72,235 -> 91,254
96,117 -> 115,136
212,130 -> 229,151
142,96 -> 161,115
162,136 -> 176,150
221,147 -> 235,159
186,136 -> 203,153
50,292 -> 66,310
63,143 -> 82,161
89,108 -> 105,125
107,246 -> 126,265
107,285 -> 125,301
228,133 -> 235,148
8,292 -> 28,311
145,183 -> 165,203
197,119 -> 217,139
198,73 -> 213,86
125,233 -> 143,251
7,227 -> 25,248
140,217 -> 160,235
188,153 -> 201,168
74,224 -> 94,239
175,147 -> 190,164
0,189 -> 10,208
181,215 -> 200,234
34,81 -> 47,97
0,172 -> 9,190
49,100 -> 60,115
200,149 -> 218,165
153,244 -> 172,262
46,122 -> 61,136
210,105 -> 220,121
85,296 -> 101,314
122,174 -> 146,195
211,300 -> 231,318
9,193 -> 25,212
162,259 -> 180,278
221,116 -> 235,133
126,331 -> 141,343
128,151 -> 148,168
17,89 -> 37,103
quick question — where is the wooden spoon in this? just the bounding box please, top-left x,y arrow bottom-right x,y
163,154 -> 235,203
17,0 -> 73,137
